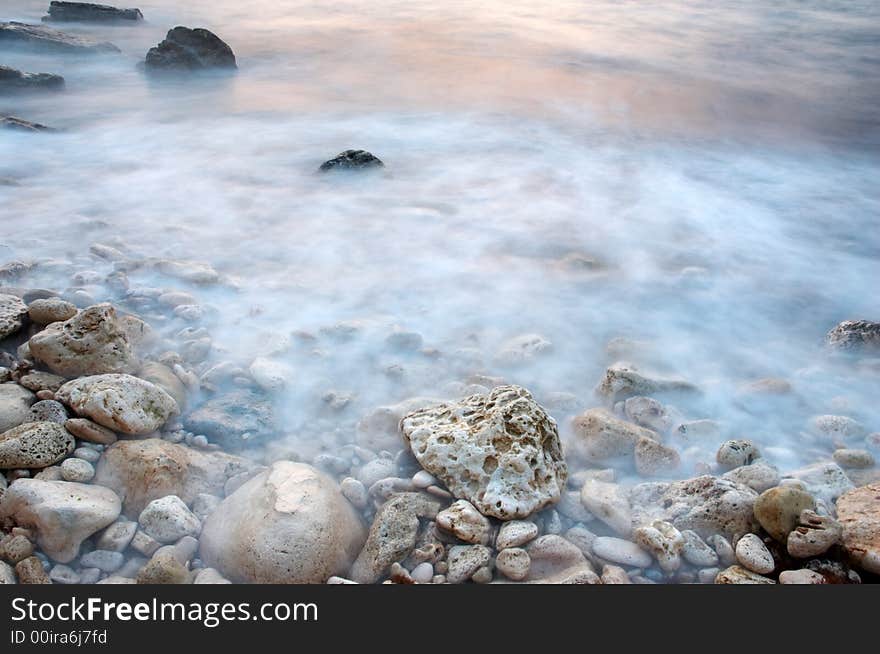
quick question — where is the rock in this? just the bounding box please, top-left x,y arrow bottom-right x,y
833,449 -> 875,469
129,530 -> 160,557
634,438 -> 680,476
191,493 -> 221,522
803,558 -> 861,584
15,556 -> 51,584
592,536 -> 652,568
629,475 -> 759,539
340,477 -> 368,510
496,520 -> 538,550
185,389 -> 275,450
782,462 -> 854,504
43,2 -> 144,23
60,457 -> 94,482
0,21 -> 119,54
632,521 -> 685,571
57,374 -> 178,434
410,562 -> 433,584
79,549 -> 124,573
446,545 -> 491,584
138,495 -> 201,543
808,415 -> 867,443
778,569 -> 826,584
350,492 -> 439,583
0,384 -> 36,432
526,535 -> 598,584
734,533 -> 774,574
836,483 -> 880,575
400,385 -> 566,520
64,418 -> 117,445
356,396 -> 440,452
570,408 -> 659,462
714,565 -> 775,584
754,486 -> 816,542
722,459 -> 780,493
496,548 -> 530,581
601,564 -> 631,584
596,363 -> 698,403
193,568 -> 230,584
681,530 -> 719,567
673,419 -> 721,442
28,304 -> 138,377
18,371 -> 66,394
787,509 -> 841,558
94,438 -> 254,516
248,357 -> 292,393
0,534 -> 34,563
580,479 -> 632,535
826,320 -> 880,351
0,294 -> 28,341
0,479 -> 120,562
200,462 -> 366,583
0,561 -> 15,583
436,500 -> 491,545
715,440 -> 760,470
137,361 -> 188,411
708,534 -> 736,567
354,457 -> 395,488
0,422 -> 74,469
494,333 -> 552,365
136,547 -> 190,584
0,65 -> 63,92
49,564 -> 80,584
28,399 -> 68,423
556,490 -> 594,523
0,116 -> 51,132
319,150 -> 384,172
95,519 -> 137,552
27,298 -> 76,325
145,27 -> 236,71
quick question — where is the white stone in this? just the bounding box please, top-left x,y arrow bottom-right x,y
591,536 -> 652,568
734,533 -> 775,574
436,500 -> 491,545
60,457 -> 94,482
248,357 -> 293,393
496,548 -> 530,581
580,479 -> 632,536
138,495 -> 201,544
496,520 -> 539,550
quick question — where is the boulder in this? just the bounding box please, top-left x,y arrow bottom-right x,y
0,293 -> 28,341
185,389 -> 275,450
93,438 -> 254,516
629,475 -> 759,539
56,374 -> 178,434
836,483 -> 880,575
0,422 -> 74,469
200,462 -> 366,583
0,21 -> 119,53
43,2 -> 144,23
400,385 -> 567,520
0,65 -> 63,91
0,479 -> 120,562
0,383 -> 36,432
145,27 -> 236,71
28,304 -> 138,377
319,150 -> 384,172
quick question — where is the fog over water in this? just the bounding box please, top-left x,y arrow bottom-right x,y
2,0 -> 879,475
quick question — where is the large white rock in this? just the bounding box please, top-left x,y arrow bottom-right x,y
56,374 -> 178,435
0,479 -> 121,562
199,462 -> 366,583
400,385 -> 567,520
28,304 -> 138,377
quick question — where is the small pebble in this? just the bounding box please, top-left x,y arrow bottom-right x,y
79,550 -> 124,573
411,562 -> 434,583
734,533 -> 775,574
496,548 -> 530,581
496,520 -> 539,550
779,569 -> 826,584
411,470 -> 436,489
60,457 -> 95,482
72,447 -> 101,463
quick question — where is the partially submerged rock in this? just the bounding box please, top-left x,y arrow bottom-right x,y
319,150 -> 384,172
56,374 -> 178,434
0,116 -> 52,132
826,320 -> 880,352
596,363 -> 698,403
29,304 -> 138,377
0,21 -> 120,54
0,384 -> 36,432
185,389 -> 275,450
400,385 -> 567,520
0,479 -> 120,562
0,65 -> 64,91
200,462 -> 366,583
145,27 -> 236,71
43,2 -> 144,23
569,408 -> 658,463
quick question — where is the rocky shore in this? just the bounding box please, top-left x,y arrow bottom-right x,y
1,3 -> 878,586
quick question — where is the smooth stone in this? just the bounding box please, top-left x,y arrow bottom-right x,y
0,384 -> 36,433
49,564 -> 80,584
569,408 -> 658,462
60,457 -> 94,482
27,298 -> 76,324
340,477 -> 368,510
714,565 -> 775,584
496,548 -> 530,581
580,479 -> 632,536
681,530 -> 719,567
591,536 -> 652,568
716,440 -> 760,470
64,418 -> 117,445
79,549 -> 124,573
753,486 -> 817,542
95,519 -> 137,552
138,495 -> 201,544
779,569 -> 826,584
410,562 -> 434,584
18,372 -> 66,394
526,535 -> 598,584
436,500 -> 491,545
734,533 -> 775,574
496,520 -> 539,550
833,449 -> 875,469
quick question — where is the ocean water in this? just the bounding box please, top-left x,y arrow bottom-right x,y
2,0 -> 879,472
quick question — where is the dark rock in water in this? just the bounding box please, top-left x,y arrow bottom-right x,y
144,27 -> 236,72
43,2 -> 143,23
1,116 -> 52,132
0,22 -> 120,54
319,149 -> 385,172
185,389 -> 274,450
0,65 -> 64,91
826,320 -> 880,352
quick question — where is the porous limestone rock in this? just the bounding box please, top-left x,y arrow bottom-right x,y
0,421 -> 74,468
